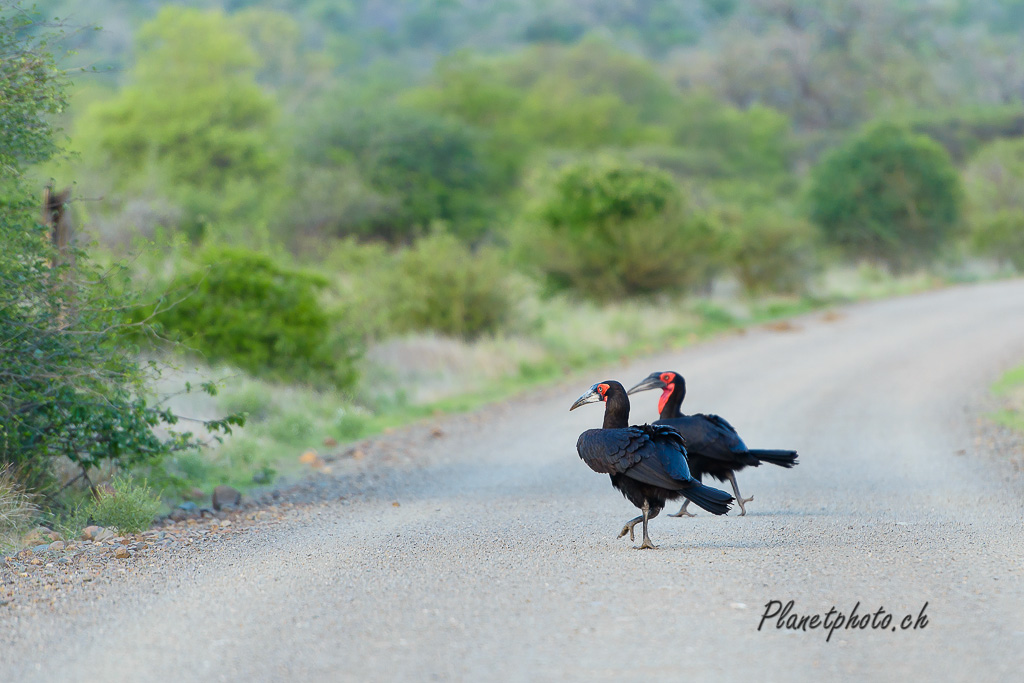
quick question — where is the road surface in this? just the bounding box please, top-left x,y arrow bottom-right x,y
4,279 -> 1024,682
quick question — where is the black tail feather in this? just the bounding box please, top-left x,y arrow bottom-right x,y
749,449 -> 798,468
683,483 -> 733,515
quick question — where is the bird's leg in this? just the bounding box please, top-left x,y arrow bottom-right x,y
669,499 -> 695,518
618,515 -> 643,541
728,471 -> 754,516
638,501 -> 658,550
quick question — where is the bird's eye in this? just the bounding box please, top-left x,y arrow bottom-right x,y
660,372 -> 674,384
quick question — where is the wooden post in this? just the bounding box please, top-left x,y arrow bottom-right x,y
42,183 -> 73,268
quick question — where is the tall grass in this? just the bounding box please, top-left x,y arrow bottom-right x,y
1,468 -> 37,553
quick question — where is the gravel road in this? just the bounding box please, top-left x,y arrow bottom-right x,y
4,280 -> 1024,682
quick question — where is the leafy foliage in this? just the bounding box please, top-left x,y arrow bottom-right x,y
382,232 -> 518,339
76,6 -> 281,238
0,202 -> 237,486
908,107 -> 1024,163
728,209 -> 819,295
0,4 -> 67,176
963,138 -> 1024,270
299,105 -> 500,240
409,41 -> 679,151
146,246 -> 359,388
1,3 -> 242,494
325,234 -> 520,340
521,156 -> 726,299
808,124 -> 963,271
89,475 -> 161,533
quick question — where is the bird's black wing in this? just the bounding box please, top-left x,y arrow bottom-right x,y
577,426 -> 695,489
656,413 -> 751,460
576,428 -> 645,474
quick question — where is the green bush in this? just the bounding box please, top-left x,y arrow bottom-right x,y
299,105 -> 501,240
383,232 -> 519,339
972,211 -> 1024,271
729,209 -> 819,295
325,232 -> 519,340
146,246 -> 359,388
89,476 -> 161,534
964,138 -> 1024,270
808,123 -> 963,271
520,156 -> 727,299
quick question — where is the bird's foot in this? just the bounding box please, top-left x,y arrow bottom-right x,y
618,517 -> 641,541
669,505 -> 696,518
637,536 -> 658,550
736,495 -> 754,516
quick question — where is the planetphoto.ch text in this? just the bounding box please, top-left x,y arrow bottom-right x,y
758,600 -> 929,642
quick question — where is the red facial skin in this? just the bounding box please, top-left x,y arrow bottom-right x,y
657,372 -> 676,414
597,383 -> 610,401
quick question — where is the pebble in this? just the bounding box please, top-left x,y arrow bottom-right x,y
212,485 -> 241,511
21,526 -> 61,546
2,511 -> 250,612
0,422 -> 424,616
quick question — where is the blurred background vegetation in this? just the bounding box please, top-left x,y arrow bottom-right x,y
5,0 -> 1024,538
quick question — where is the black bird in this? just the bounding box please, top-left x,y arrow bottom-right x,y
570,380 -> 733,549
628,371 -> 798,517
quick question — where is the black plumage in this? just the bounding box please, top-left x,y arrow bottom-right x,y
628,371 -> 798,517
570,380 -> 733,549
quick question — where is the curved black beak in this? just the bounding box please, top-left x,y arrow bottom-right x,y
569,384 -> 603,411
626,373 -> 665,395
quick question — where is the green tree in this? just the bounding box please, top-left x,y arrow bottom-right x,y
1,3 -> 238,492
808,123 -> 963,271
0,3 -> 66,180
727,208 -> 819,295
77,7 -> 281,238
382,231 -> 518,339
301,105 -> 500,241
408,41 -> 679,152
963,138 -> 1024,270
520,156 -> 726,299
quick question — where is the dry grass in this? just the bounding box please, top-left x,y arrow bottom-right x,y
0,468 -> 38,552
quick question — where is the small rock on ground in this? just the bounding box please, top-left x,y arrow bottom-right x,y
212,485 -> 241,511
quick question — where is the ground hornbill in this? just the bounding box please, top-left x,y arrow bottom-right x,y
628,371 -> 798,517
570,380 -> 733,549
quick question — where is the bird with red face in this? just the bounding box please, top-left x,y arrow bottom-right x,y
570,380 -> 733,549
628,371 -> 798,517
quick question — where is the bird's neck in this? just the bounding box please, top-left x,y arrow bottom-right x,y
659,380 -> 686,419
603,393 -> 630,429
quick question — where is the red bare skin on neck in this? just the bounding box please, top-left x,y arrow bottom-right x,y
658,383 -> 674,414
